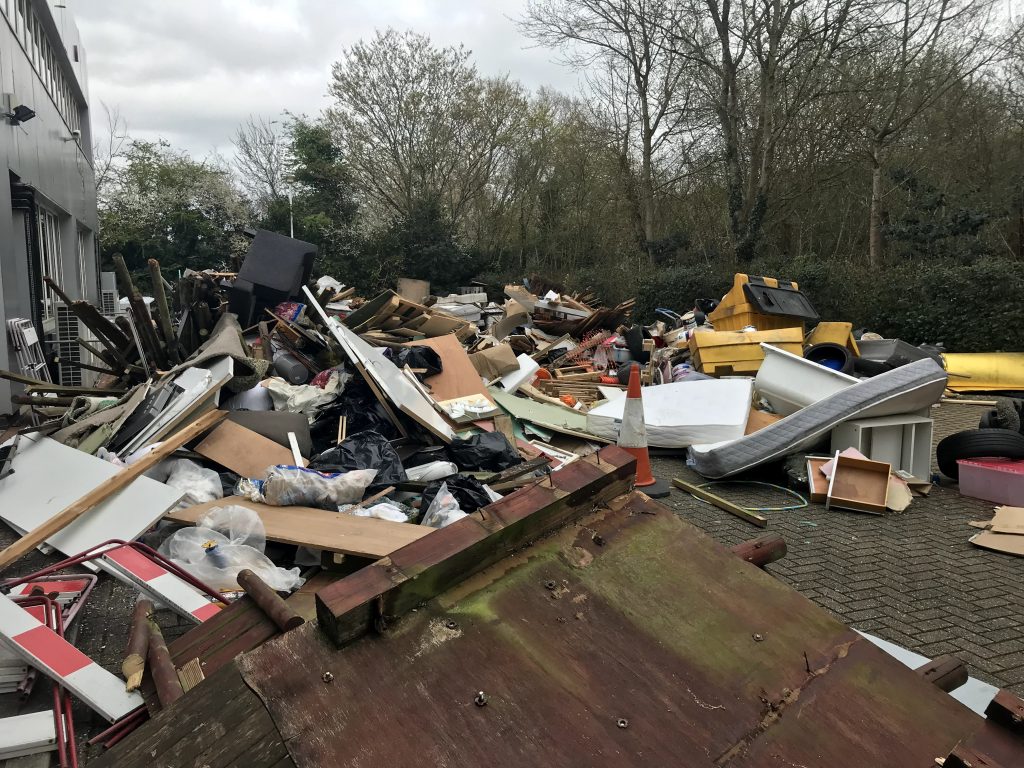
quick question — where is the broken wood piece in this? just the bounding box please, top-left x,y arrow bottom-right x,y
0,409 -> 225,572
672,478 -> 768,528
148,259 -> 182,365
122,599 -> 153,691
985,689 -> 1024,734
730,533 -> 787,567
237,569 -> 304,632
146,617 -> 184,706
913,654 -> 967,693
337,416 -> 347,445
113,253 -> 169,370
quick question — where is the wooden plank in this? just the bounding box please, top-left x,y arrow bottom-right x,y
166,496 -> 431,560
671,478 -> 768,528
194,419 -> 300,479
315,446 -> 637,646
0,432 -> 182,563
406,334 -> 494,403
0,410 -> 224,572
89,662 -> 291,768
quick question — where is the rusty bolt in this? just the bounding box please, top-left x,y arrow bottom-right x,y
445,619 -> 459,630
322,671 -> 334,683
752,633 -> 764,642
474,691 -> 488,707
544,580 -> 557,590
616,718 -> 629,729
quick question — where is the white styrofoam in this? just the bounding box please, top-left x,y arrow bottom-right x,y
498,354 -> 540,395
0,434 -> 184,559
755,343 -> 858,416
586,379 -> 753,448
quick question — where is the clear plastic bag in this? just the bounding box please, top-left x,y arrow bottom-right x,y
420,482 -> 468,529
242,466 -> 378,509
158,504 -> 302,592
163,459 -> 223,508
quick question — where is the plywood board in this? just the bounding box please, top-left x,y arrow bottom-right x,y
167,496 -> 431,560
0,434 -> 183,559
406,334 -> 493,404
194,419 -> 301,479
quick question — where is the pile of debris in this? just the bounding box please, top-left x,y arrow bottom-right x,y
1,232 -> 1024,765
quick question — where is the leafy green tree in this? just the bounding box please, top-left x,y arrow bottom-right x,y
98,139 -> 250,286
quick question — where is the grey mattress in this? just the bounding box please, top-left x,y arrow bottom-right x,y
689,358 -> 948,478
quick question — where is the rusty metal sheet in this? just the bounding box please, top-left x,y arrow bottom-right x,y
237,493 -> 1012,767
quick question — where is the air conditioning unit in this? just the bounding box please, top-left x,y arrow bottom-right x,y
54,302 -> 94,387
99,271 -> 120,318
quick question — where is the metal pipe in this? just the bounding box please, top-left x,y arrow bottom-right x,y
237,568 -> 304,632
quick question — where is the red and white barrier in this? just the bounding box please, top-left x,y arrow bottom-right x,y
0,593 -> 143,722
101,545 -> 221,623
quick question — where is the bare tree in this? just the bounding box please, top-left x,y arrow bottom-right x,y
670,0 -> 868,260
841,0 -> 998,264
519,0 -> 699,260
232,115 -> 287,212
93,102 -> 129,202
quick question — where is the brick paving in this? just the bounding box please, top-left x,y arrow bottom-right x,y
653,401 -> 1024,695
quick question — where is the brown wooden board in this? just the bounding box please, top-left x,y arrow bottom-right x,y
807,456 -> 830,503
90,661 -> 294,768
167,496 -> 432,560
406,334 -> 494,404
227,491 -> 1013,768
315,445 -> 637,646
193,419 -> 300,479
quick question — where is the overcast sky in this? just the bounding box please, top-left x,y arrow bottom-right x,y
71,0 -> 579,159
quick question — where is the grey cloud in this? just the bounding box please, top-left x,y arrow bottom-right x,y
72,0 -> 580,157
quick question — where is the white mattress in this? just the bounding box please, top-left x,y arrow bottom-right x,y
586,379 -> 752,448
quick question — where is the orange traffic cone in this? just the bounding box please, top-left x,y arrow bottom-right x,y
617,363 -> 670,497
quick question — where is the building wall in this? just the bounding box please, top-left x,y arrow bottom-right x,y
0,0 -> 96,412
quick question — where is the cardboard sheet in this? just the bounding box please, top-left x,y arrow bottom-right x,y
470,344 -> 520,378
194,419 -> 301,479
168,496 -> 431,560
407,335 -> 493,404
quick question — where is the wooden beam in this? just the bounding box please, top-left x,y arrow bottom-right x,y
0,409 -> 225,572
730,533 -> 786,567
672,478 -> 768,528
914,654 -> 967,693
315,445 -> 637,647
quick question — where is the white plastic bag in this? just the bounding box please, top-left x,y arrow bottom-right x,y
265,374 -> 347,421
163,459 -> 223,508
346,501 -> 414,523
159,504 -> 302,592
405,461 -> 458,482
420,482 -> 468,529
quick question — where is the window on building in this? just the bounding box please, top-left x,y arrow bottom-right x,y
77,229 -> 90,300
37,208 -> 63,322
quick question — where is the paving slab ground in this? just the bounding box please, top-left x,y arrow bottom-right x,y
652,400 -> 1024,696
1,400 -> 1021,766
